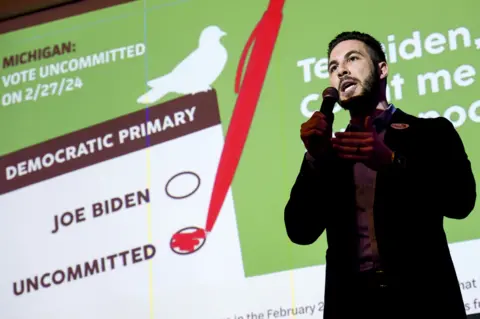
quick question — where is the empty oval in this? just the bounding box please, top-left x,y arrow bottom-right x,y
165,171 -> 201,199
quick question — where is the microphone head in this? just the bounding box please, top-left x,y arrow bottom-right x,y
322,87 -> 339,101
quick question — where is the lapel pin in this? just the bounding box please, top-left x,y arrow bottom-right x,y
391,123 -> 409,130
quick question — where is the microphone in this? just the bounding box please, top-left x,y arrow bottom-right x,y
319,87 -> 339,143
320,87 -> 339,121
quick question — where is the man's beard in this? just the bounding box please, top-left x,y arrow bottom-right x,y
338,67 -> 381,117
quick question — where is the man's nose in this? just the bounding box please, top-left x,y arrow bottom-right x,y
337,64 -> 350,78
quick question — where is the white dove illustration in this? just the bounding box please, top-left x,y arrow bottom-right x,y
137,25 -> 228,104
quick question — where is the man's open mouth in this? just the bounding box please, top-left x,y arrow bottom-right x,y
340,80 -> 357,93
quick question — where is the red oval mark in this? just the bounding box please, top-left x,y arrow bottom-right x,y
170,226 -> 207,255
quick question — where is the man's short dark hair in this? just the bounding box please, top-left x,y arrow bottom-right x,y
327,31 -> 386,64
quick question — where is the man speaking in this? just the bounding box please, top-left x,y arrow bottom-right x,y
284,31 -> 476,319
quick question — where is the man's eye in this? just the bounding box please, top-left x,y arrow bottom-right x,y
329,65 -> 337,73
349,56 -> 358,61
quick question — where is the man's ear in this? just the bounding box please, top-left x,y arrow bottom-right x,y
378,61 -> 388,80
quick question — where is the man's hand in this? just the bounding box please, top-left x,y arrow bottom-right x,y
331,116 -> 393,171
300,111 -> 333,160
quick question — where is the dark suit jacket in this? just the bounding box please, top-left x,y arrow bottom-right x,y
284,109 -> 476,318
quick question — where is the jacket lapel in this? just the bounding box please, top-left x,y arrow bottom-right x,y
374,108 -> 416,248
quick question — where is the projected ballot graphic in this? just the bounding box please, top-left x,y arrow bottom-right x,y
0,0 -> 479,318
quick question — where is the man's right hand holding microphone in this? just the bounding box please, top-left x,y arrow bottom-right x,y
300,87 -> 338,164
300,111 -> 334,162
